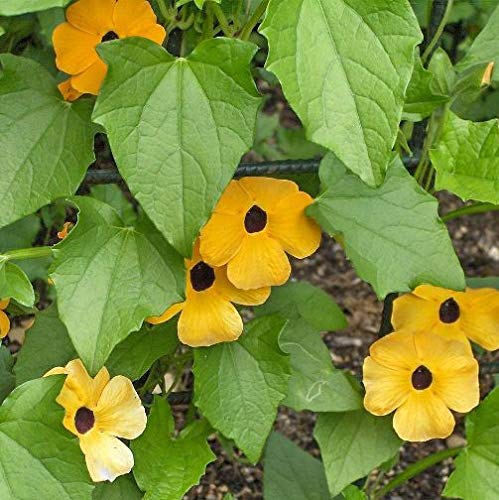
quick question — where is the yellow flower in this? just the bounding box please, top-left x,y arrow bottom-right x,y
147,241 -> 270,346
45,359 -> 146,482
0,299 -> 10,339
363,329 -> 479,442
392,285 -> 499,351
199,177 -> 321,290
53,0 -> 166,100
57,221 -> 74,240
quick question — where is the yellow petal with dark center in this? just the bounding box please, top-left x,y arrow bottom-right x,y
227,233 -> 291,290
66,0 -> 116,36
363,356 -> 410,416
0,311 -> 10,339
71,58 -> 108,95
391,293 -> 437,332
238,177 -> 298,212
53,23 -> 99,75
178,291 -> 243,346
368,330 -> 418,372
79,431 -> 134,482
200,211 -> 245,267
214,266 -> 270,306
147,301 -> 185,325
268,191 -> 321,259
393,391 -> 455,442
95,376 -> 146,440
113,0 -> 164,42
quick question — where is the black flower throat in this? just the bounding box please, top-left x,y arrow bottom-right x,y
101,31 -> 119,43
75,407 -> 95,434
244,205 -> 267,233
411,365 -> 433,390
439,297 -> 460,323
190,261 -> 216,292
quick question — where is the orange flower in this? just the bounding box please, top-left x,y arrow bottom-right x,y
147,241 -> 270,347
0,299 -> 10,339
200,177 -> 322,290
53,0 -> 166,100
392,285 -> 499,351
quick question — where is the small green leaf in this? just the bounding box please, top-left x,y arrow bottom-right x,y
14,306 -> 77,385
92,474 -> 142,500
428,48 -> 455,96
444,388 -> 499,499
430,112 -> 499,204
342,485 -> 367,500
403,53 -> 449,121
467,277 -> 499,290
89,185 -> 137,225
0,0 -> 70,15
0,377 -> 93,498
261,0 -> 422,186
309,153 -> 465,298
0,262 -> 35,306
0,55 -> 95,230
132,397 -> 215,500
193,315 -> 290,463
107,322 -> 178,381
314,410 -> 401,497
50,197 -> 184,374
263,432 -> 330,500
93,37 -> 261,256
0,346 -> 15,404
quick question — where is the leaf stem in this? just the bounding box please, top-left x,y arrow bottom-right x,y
422,0 -> 454,64
211,2 -> 233,37
442,202 -> 499,222
373,447 -> 463,499
3,246 -> 53,261
239,0 -> 270,40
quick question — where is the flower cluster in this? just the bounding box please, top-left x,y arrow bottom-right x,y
148,177 -> 321,346
53,0 -> 166,100
45,359 -> 146,482
363,285 -> 499,442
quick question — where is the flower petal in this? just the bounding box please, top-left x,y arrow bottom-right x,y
412,284 -> 461,302
178,292 -> 243,346
214,266 -> 271,306
391,293 -> 438,332
71,58 -> 108,95
199,211 -> 245,267
268,191 -> 321,258
129,23 -> 167,45
363,356 -> 410,416
368,330 -> 418,372
0,299 -> 10,310
59,79 -> 84,102
80,431 -> 134,482
53,22 -> 99,75
393,391 -> 455,442
227,234 -> 291,289
113,0 -> 164,42
66,0 -> 116,35
0,311 -> 10,339
95,376 -> 146,439
147,302 -> 185,325
213,180 -> 252,215
238,177 -> 298,212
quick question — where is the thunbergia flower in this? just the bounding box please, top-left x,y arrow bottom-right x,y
0,299 -> 10,338
147,241 -> 270,346
199,177 -> 321,290
53,0 -> 166,100
45,359 -> 146,482
392,285 -> 499,351
363,329 -> 479,442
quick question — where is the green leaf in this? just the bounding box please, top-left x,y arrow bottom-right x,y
92,474 -> 142,500
0,0 -> 71,15
50,197 -> 184,374
309,153 -> 465,298
342,485 -> 367,500
0,376 -> 93,498
261,0 -> 422,186
89,185 -> 137,225
263,432 -> 330,500
428,48 -> 456,96
467,276 -> 499,290
93,37 -> 261,256
314,410 -> 401,497
107,322 -> 178,381
403,53 -> 449,121
0,346 -> 15,404
0,262 -> 35,306
193,315 -> 290,463
444,388 -> 499,499
430,112 -> 499,204
0,55 -> 95,230
255,282 -> 362,412
132,397 -> 215,500
14,306 -> 77,385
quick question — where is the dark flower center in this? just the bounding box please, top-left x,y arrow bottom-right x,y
101,31 -> 119,43
190,261 -> 216,292
244,205 -> 267,233
74,407 -> 95,434
411,365 -> 433,390
439,297 -> 460,323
